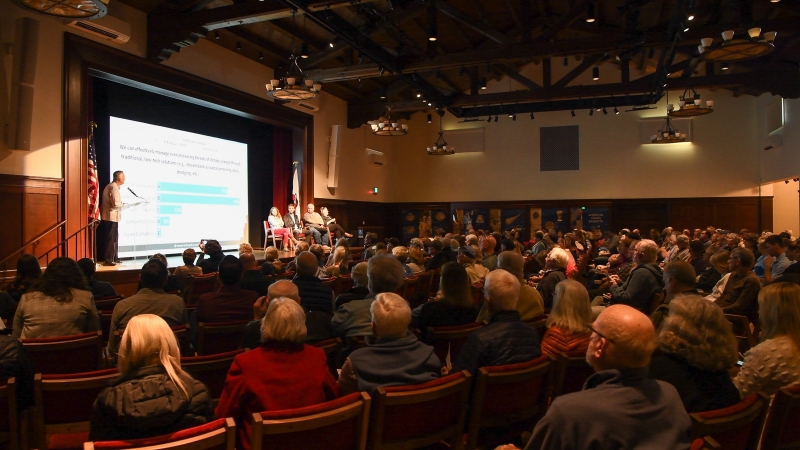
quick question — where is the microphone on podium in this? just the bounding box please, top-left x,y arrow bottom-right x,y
127,187 -> 141,198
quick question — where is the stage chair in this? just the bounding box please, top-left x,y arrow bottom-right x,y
183,273 -> 219,306
0,377 -> 19,450
33,368 -> 120,450
423,322 -> 484,364
757,384 -> 800,450
465,355 -> 557,450
368,371 -> 471,450
181,349 -> 245,401
524,314 -> 548,340
196,321 -> 249,356
250,392 -> 370,450
724,315 -> 758,354
93,295 -> 123,311
689,393 -> 767,450
263,220 -> 284,251
552,351 -> 595,398
311,338 -> 343,377
21,331 -> 104,374
83,417 -> 236,450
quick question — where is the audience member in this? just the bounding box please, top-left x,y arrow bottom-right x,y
108,259 -> 188,357
216,298 -> 337,449
77,257 -> 117,298
3,253 -> 42,304
697,249 -> 729,293
406,246 -> 426,274
412,262 -> 478,334
663,234 -> 691,264
649,294 -> 740,412
12,257 -> 99,339
145,254 -> 182,293
530,231 -> 547,258
762,235 -> 792,284
391,246 -> 414,277
196,255 -> 260,322
239,252 -> 269,296
325,246 -> 349,278
777,243 -> 800,278
240,280 -> 332,349
335,262 -> 370,308
536,248 -> 568,309
173,248 -> 202,277
714,248 -> 760,321
451,270 -> 541,376
292,252 -> 334,313
734,282 -> 800,397
332,253 -> 405,338
89,315 -> 213,441
518,305 -> 691,450
596,239 -> 664,314
480,236 -> 498,272
688,240 -> 708,275
458,245 -> 488,284
196,239 -> 225,274
650,261 -> 697,329
339,293 -> 441,395
424,240 -> 449,271
540,280 -> 592,356
309,244 -> 327,272
478,251 -> 544,322
260,246 -> 284,276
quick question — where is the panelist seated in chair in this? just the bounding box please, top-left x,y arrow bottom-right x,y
338,293 -> 442,396
90,314 -> 214,441
283,204 -> 312,244
319,206 -> 352,241
303,203 -> 330,246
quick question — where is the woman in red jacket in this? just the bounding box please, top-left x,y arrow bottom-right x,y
540,279 -> 593,356
215,298 -> 338,449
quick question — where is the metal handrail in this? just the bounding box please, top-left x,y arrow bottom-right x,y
38,220 -> 101,262
0,220 -> 66,269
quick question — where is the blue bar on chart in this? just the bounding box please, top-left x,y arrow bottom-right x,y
158,182 -> 228,195
157,217 -> 171,226
157,193 -> 240,206
156,205 -> 182,215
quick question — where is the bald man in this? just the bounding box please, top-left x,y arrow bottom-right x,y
523,305 -> 691,450
239,252 -> 269,296
240,280 -> 332,349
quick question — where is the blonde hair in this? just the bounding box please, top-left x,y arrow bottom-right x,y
709,250 -> 730,274
759,283 -> 800,351
118,315 -> 189,399
547,280 -> 592,333
239,242 -> 254,255
408,247 -> 425,265
657,294 -> 738,371
391,246 -> 409,263
370,293 -> 411,338
264,246 -> 279,261
261,297 -> 307,343
328,246 -> 348,268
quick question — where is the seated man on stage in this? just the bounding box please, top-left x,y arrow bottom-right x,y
284,204 -> 312,244
303,203 -> 330,246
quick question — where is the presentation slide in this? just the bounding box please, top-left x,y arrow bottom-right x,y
109,117 -> 249,258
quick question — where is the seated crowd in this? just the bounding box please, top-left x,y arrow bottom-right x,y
0,223 -> 799,449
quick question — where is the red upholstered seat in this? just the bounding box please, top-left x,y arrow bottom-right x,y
22,331 -> 103,374
183,273 -> 218,306
553,351 -> 595,397
759,384 -> 800,450
181,349 -> 245,400
423,322 -> 484,364
84,417 -> 236,450
690,393 -> 767,450
250,392 -> 370,450
311,337 -> 343,376
196,321 -> 249,356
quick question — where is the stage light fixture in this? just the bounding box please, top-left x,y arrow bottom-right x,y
300,43 -> 309,58
571,110 -> 576,117
603,107 -> 608,115
480,78 -> 487,90
614,107 -> 619,114
586,3 -> 595,22
592,67 -> 599,80
329,42 -> 334,48
494,115 -> 499,121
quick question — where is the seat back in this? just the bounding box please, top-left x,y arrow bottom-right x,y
0,378 -> 19,450
181,349 -> 245,400
408,271 -> 434,309
196,321 -> 249,356
690,393 -> 767,450
311,338 -> 343,377
84,417 -> 236,450
553,351 -> 595,398
401,276 -> 420,303
99,311 -> 113,345
250,392 -> 370,450
21,331 -> 103,374
466,355 -> 557,450
470,282 -> 485,308
724,315 -> 758,354
94,295 -> 123,311
525,314 -> 548,340
171,325 -> 191,357
183,273 -> 219,306
423,322 -> 484,364
337,275 -> 354,297
429,268 -> 442,295
34,368 -> 120,450
369,371 -> 471,450
758,384 -> 800,450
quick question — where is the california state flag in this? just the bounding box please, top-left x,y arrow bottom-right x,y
291,164 -> 300,208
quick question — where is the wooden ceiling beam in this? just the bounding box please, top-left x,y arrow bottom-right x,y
435,1 -> 515,45
551,54 -> 603,88
492,64 -> 541,90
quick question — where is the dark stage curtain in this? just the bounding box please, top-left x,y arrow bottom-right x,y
272,127 -> 293,211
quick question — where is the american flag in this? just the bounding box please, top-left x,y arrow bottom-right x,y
88,130 -> 100,220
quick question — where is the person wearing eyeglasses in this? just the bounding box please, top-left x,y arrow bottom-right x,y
714,247 -> 760,322
497,305 -> 691,450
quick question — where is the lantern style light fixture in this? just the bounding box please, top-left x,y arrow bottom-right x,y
265,13 -> 321,100
651,116 -> 687,144
669,88 -> 714,117
698,28 -> 777,62
368,107 -> 407,136
427,115 -> 455,155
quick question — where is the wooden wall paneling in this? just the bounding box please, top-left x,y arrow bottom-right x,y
92,269 -> 142,298
0,175 -> 63,268
760,197 -> 773,233
612,201 -> 669,234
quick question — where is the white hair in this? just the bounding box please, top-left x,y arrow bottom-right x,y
370,293 -> 411,338
547,247 -> 569,269
484,269 -> 520,311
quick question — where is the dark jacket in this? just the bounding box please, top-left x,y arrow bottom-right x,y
89,279 -> 118,298
452,310 -> 541,376
537,269 -> 567,309
526,368 -> 692,450
293,276 -> 333,313
411,301 -> 478,336
240,270 -> 270,296
89,365 -> 214,441
425,252 -> 450,271
196,252 -> 224,274
335,286 -> 370,309
649,354 -> 740,413
137,275 -> 181,294
0,336 -> 34,410
609,263 -> 664,313
348,332 -> 441,395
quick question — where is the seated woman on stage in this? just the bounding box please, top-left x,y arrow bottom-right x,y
319,206 -> 353,241
268,206 -> 299,249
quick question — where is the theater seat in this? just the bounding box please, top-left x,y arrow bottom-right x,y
758,384 -> 800,450
689,393 -> 767,450
84,417 -> 236,450
181,349 -> 245,400
423,322 -> 484,364
196,321 -> 249,356
21,331 -> 104,374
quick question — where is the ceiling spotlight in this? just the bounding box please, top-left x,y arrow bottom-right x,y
721,62 -> 729,70
682,23 -> 689,32
687,14 -> 694,21
258,52 -> 264,60
300,43 -> 309,58
236,42 -> 242,51
530,112 -> 534,119
480,78 -> 487,90
603,107 -> 608,115
770,0 -> 780,2
416,92 -> 422,98
427,114 -> 432,124
508,112 -> 514,118
571,110 -> 576,117
427,102 -> 432,106
429,35 -> 437,42
589,109 -> 594,116
380,91 -> 386,99
592,67 -> 599,80
614,106 -> 619,114
586,2 -> 595,22
329,42 -> 335,48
